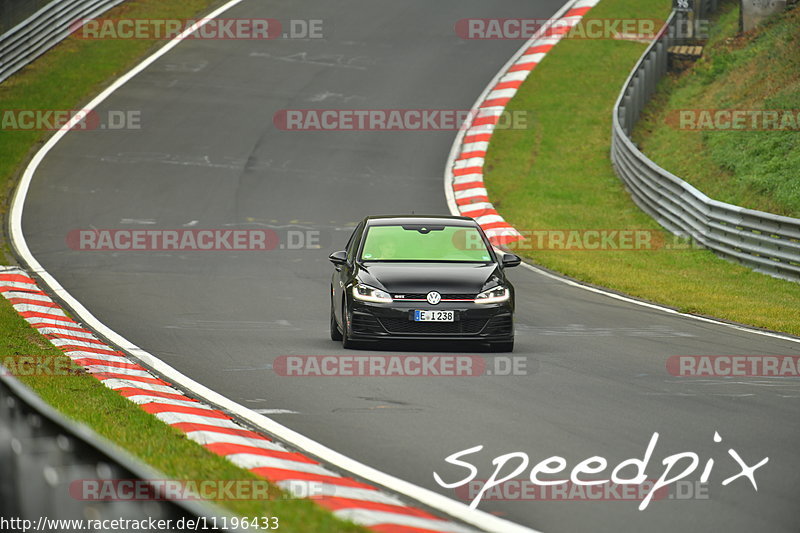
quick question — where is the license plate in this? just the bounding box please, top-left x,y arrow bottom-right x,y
413,310 -> 454,322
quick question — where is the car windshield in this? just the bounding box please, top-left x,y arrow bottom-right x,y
360,224 -> 493,262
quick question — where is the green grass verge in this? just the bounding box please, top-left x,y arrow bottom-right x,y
484,0 -> 800,335
634,2 -> 800,217
0,1 -> 365,530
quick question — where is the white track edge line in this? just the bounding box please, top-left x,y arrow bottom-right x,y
5,0 -> 552,531
441,0 -> 800,348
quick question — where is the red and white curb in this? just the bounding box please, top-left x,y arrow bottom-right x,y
449,0 -> 601,246
0,265 -> 479,533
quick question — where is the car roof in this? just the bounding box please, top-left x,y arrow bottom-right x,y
363,215 -> 477,227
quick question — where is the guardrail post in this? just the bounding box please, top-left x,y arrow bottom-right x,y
635,71 -> 645,123
644,54 -> 655,100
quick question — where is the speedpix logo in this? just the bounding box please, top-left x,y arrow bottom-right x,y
435,432 -> 768,511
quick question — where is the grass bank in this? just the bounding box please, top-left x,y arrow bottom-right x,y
484,0 -> 800,335
634,2 -> 800,218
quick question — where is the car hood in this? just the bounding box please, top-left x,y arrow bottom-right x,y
357,262 -> 502,294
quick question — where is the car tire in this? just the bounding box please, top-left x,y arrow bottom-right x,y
341,302 -> 357,349
330,296 -> 342,341
489,340 -> 514,353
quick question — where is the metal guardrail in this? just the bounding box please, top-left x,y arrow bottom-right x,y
610,4 -> 800,282
0,0 -> 126,84
1,1 -> 52,34
0,368 -> 245,531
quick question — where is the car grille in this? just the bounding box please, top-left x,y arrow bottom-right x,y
378,317 -> 487,335
391,293 -> 476,301
484,314 -> 513,336
351,313 -> 382,334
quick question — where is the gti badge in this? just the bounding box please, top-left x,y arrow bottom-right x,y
426,291 -> 442,305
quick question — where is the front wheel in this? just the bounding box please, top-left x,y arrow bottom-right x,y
330,296 -> 342,341
489,340 -> 514,353
341,302 -> 357,349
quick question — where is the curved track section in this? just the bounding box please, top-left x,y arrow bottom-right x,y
18,0 -> 800,531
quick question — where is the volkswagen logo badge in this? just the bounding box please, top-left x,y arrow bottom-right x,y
426,291 -> 442,305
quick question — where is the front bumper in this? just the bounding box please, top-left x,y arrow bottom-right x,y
347,298 -> 513,342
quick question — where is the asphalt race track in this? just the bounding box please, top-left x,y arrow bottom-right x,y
19,0 -> 800,531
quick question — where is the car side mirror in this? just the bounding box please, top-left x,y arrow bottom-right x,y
501,253 -> 521,268
329,250 -> 348,267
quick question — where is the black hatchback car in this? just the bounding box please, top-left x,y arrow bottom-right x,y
329,215 -> 520,352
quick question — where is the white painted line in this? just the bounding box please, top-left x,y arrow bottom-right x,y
21,313 -> 74,323
85,366 -> 153,378
474,214 -> 506,226
48,338 -> 108,349
453,174 -> 484,185
63,351 -> 130,363
499,71 -> 531,83
454,188 -> 488,200
185,431 -> 285,452
2,291 -> 52,301
124,396 -> 205,409
459,202 -> 494,213
485,88 -> 518,100
462,142 -> 490,153
253,408 -> 300,415
454,157 -> 485,169
150,412 -> 236,428
12,303 -> 65,315
98,379 -> 177,394
0,281 -> 40,290
225,454 -> 334,477
35,327 -> 98,339
518,52 -> 547,64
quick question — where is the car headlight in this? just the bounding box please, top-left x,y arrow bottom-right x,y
352,283 -> 393,303
475,285 -> 509,304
